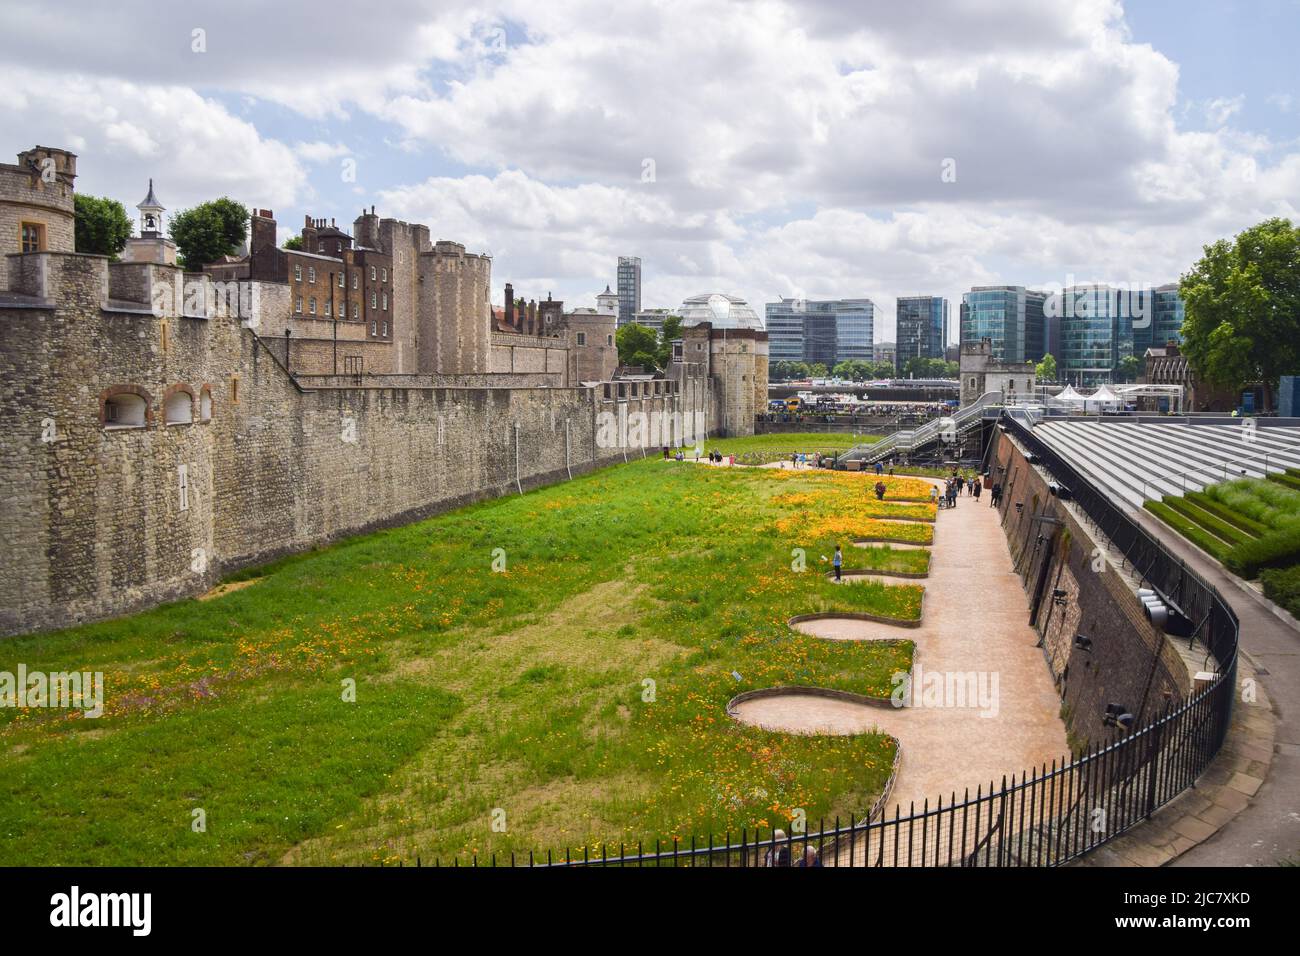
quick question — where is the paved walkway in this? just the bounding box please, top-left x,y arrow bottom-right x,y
731,481 -> 1069,832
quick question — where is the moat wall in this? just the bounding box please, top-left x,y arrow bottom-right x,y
0,252 -> 725,635
989,430 -> 1191,748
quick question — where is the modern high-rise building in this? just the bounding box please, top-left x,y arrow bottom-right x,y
763,297 -> 875,368
1056,285 -> 1136,386
1139,283 -> 1185,352
616,256 -> 641,327
895,295 -> 949,372
959,286 -> 1051,364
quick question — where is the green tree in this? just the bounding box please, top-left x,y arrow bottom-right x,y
832,359 -> 875,381
656,315 -> 683,368
169,197 -> 249,268
283,236 -> 303,251
1035,353 -> 1058,383
1181,217 -> 1300,409
616,322 -> 660,370
903,356 -> 952,378
1116,354 -> 1142,383
73,194 -> 132,258
806,363 -> 829,379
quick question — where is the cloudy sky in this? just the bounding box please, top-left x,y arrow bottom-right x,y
2,0 -> 1297,342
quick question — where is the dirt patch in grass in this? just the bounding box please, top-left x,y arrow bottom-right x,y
197,578 -> 263,601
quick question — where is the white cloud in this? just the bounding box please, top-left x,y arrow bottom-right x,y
1201,95 -> 1245,127
295,141 -> 352,164
0,72 -> 309,215
2,0 -> 1298,337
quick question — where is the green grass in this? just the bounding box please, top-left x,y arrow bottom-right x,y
1162,496 -> 1257,547
1260,565 -> 1300,620
1150,478 -> 1300,584
846,545 -> 930,576
0,458 -> 921,865
1268,472 -> 1300,493
1183,492 -> 1269,537
700,432 -> 880,465
1145,500 -> 1232,562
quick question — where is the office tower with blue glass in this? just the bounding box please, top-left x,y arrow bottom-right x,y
896,295 -> 949,372
764,297 -> 875,368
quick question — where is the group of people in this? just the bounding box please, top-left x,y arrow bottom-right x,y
934,470 -> 981,508
785,452 -> 830,469
762,830 -> 824,867
760,402 -> 955,426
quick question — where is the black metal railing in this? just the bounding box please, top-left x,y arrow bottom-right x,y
387,410 -> 1238,868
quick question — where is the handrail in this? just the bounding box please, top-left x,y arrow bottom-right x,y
840,390 -> 1004,463
1136,436 -> 1300,503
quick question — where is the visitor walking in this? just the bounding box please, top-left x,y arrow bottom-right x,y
973,478 -> 982,501
833,544 -> 842,582
929,485 -> 939,508
875,461 -> 883,476
874,480 -> 887,501
990,481 -> 1002,507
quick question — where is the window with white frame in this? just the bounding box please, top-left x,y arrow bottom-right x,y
308,266 -> 315,283
294,264 -> 302,281
295,297 -> 303,313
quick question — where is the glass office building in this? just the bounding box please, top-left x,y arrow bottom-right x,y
765,299 -> 806,363
959,286 -> 1051,364
617,256 -> 642,327
763,297 -> 875,368
1058,285 -> 1135,386
1147,283 -> 1185,350
896,296 -> 949,371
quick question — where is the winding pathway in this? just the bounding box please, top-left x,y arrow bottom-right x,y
730,478 -> 1069,861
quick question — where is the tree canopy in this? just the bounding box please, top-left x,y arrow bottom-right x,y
616,322 -> 660,370
168,198 -> 249,268
655,315 -> 683,369
1034,353 -> 1058,383
902,356 -> 958,378
73,194 -> 132,259
1180,217 -> 1300,404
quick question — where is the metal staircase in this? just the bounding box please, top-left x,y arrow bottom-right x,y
839,391 -> 1004,466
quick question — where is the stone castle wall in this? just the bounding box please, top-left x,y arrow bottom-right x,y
0,147 -> 77,292
417,243 -> 492,375
991,431 -> 1190,748
0,250 -> 726,635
